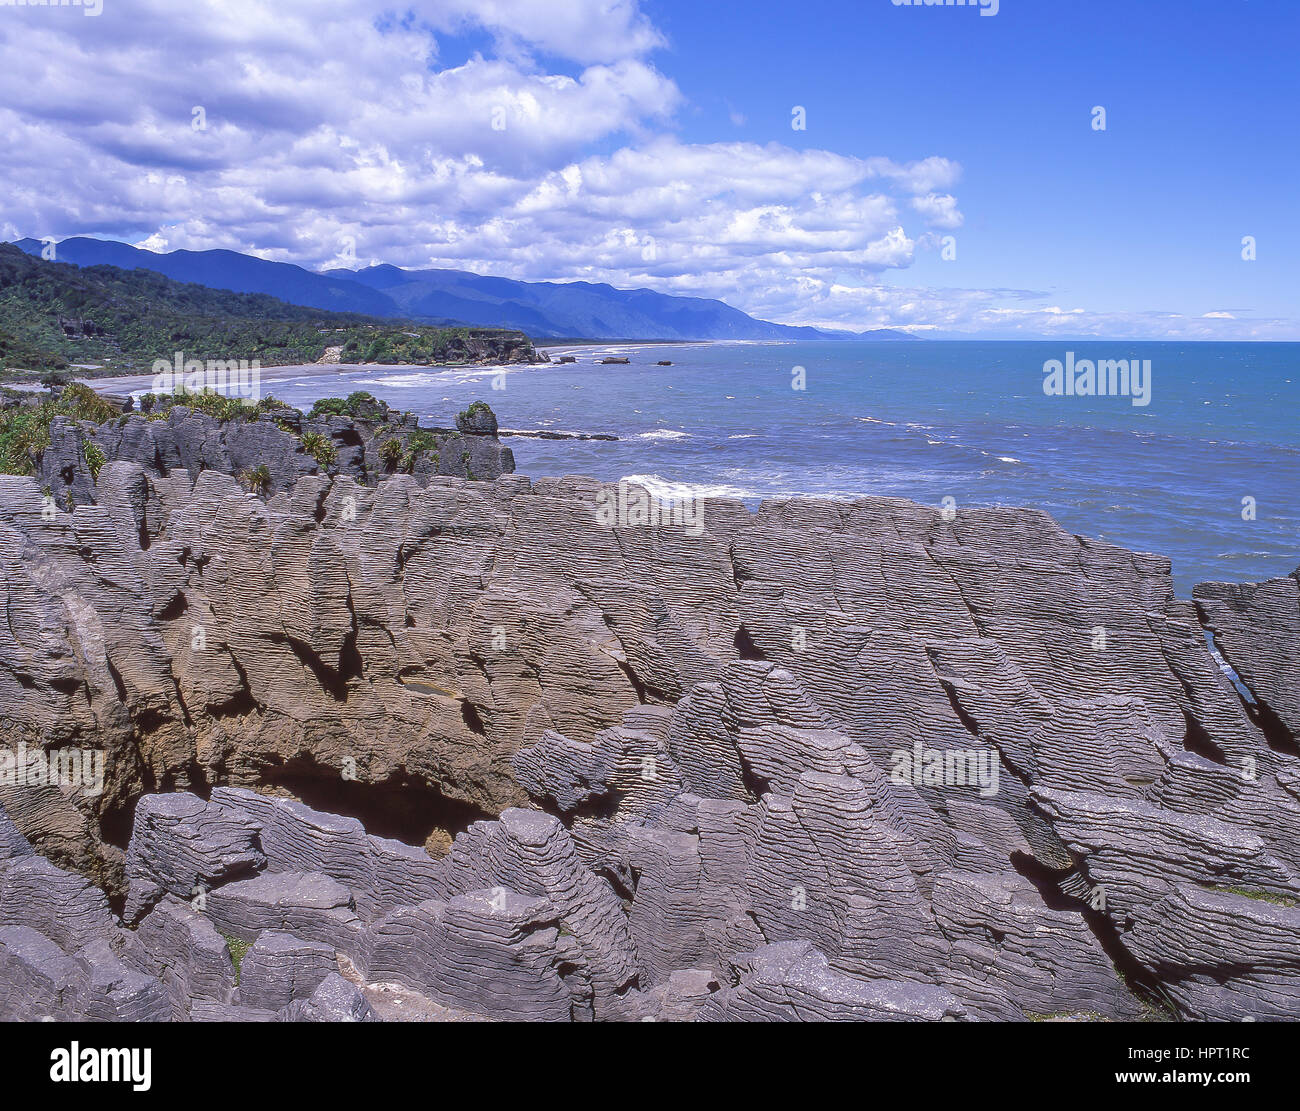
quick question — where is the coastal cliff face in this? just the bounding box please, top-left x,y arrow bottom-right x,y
0,463 -> 1297,1021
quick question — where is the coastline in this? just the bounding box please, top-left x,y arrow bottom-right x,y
64,340 -> 743,396
65,359 -> 528,396
538,338 -> 780,360
11,338 -> 1295,598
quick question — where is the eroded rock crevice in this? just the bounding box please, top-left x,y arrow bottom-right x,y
0,466 -> 1297,1020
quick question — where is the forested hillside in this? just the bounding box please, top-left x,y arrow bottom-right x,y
0,245 -> 535,377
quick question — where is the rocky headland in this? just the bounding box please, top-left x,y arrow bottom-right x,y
0,407 -> 1297,1022
7,388 -> 515,511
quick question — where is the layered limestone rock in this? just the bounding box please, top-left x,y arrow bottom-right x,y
36,392 -> 514,509
1194,567 -> 1300,744
697,941 -> 969,1022
0,465 -> 1296,1020
0,809 -> 172,1021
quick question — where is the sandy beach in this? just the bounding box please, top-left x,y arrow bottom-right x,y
71,343 -> 722,396
71,361 -> 416,395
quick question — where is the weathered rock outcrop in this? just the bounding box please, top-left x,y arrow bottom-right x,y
0,465 -> 1296,1020
1194,567 -> 1300,746
36,394 -> 514,509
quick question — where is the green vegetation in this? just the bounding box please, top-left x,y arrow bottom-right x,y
299,430 -> 337,467
407,429 -> 439,454
308,391 -> 377,419
339,327 -> 481,365
459,399 -> 493,421
82,440 -> 106,481
378,438 -> 403,469
1201,884 -> 1298,908
240,464 -> 272,494
142,385 -> 290,424
0,245 -> 533,379
0,324 -> 67,372
394,428 -> 441,473
0,243 -> 386,376
0,410 -> 51,475
0,382 -> 119,476
222,934 -> 251,985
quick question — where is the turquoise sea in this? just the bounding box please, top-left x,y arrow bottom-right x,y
260,340 -> 1300,597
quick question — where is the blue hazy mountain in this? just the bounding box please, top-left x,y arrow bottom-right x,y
14,238 -> 397,318
14,238 -> 914,342
321,262 -> 911,341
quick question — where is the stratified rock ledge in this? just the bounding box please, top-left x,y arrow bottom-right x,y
0,466 -> 1296,1021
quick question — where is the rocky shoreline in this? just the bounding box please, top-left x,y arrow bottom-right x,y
0,406 -> 1297,1021
17,390 -> 516,510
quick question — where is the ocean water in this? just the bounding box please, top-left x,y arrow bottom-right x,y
260,340 -> 1299,597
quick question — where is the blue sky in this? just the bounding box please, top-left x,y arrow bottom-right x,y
0,0 -> 1295,337
650,0 -> 1299,335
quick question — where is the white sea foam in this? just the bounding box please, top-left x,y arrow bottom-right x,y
636,429 -> 691,441
353,373 -> 447,389
539,339 -> 773,361
354,363 -> 526,390
621,474 -> 755,501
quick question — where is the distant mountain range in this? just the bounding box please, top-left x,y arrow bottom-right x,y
14,237 -> 917,343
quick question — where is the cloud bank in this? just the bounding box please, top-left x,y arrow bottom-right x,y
0,0 -> 1282,337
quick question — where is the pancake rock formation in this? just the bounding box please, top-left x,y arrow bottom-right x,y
32,391 -> 514,510
0,461 -> 1296,1021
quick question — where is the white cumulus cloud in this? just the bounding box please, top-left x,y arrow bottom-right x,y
1,0 -> 1274,337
